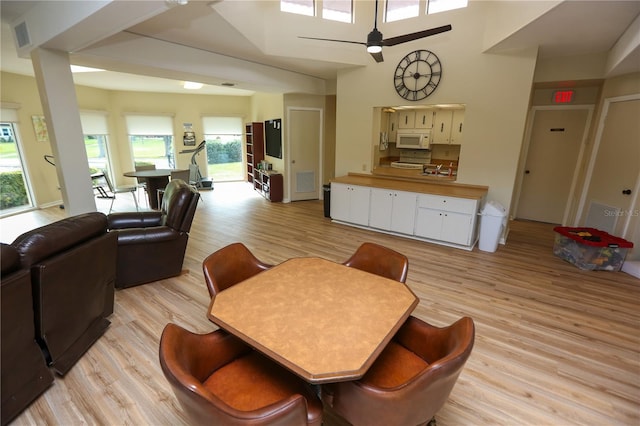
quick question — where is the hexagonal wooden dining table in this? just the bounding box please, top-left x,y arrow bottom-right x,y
207,257 -> 419,384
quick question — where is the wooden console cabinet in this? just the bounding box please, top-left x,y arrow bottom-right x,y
245,122 -> 264,183
254,169 -> 283,202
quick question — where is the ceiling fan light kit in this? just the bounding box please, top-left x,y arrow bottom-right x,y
299,0 -> 451,63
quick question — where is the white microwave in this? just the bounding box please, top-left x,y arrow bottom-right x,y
396,131 -> 431,149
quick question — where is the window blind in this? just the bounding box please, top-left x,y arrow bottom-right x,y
202,116 -> 242,135
80,111 -> 109,134
125,115 -> 173,135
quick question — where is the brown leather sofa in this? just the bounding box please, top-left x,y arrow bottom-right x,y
10,212 -> 117,376
107,179 -> 199,288
1,244 -> 54,426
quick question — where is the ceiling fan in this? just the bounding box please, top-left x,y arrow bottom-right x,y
299,0 -> 452,63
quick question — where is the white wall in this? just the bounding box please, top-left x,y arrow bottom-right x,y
334,2 -> 538,213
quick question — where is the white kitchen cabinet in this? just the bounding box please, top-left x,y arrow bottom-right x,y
330,183 -> 370,226
369,188 -> 417,235
388,112 -> 398,142
414,194 -> 478,246
432,109 -> 464,145
415,110 -> 434,129
450,109 -> 464,144
397,110 -> 416,129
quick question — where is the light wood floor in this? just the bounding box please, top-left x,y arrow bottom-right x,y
2,182 -> 639,426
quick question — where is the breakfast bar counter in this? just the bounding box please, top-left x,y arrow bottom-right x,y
329,172 -> 488,250
331,171 -> 488,200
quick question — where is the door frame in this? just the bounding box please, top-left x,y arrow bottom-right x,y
513,104 -> 594,225
285,106 -> 323,202
576,93 -> 640,235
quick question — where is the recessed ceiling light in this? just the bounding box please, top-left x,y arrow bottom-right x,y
70,65 -> 104,73
183,81 -> 203,89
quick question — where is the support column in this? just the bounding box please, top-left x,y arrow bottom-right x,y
31,47 -> 96,216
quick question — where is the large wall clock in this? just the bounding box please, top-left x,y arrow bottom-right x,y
394,50 -> 442,101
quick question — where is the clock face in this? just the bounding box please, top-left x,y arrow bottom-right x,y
394,50 -> 442,101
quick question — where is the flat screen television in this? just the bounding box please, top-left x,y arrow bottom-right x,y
265,118 -> 282,159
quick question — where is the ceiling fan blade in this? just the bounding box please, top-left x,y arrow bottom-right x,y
369,51 -> 384,63
382,24 -> 452,47
298,36 -> 366,46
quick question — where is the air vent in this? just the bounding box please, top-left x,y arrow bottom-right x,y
14,21 -> 31,48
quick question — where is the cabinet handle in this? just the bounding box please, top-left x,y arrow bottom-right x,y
459,123 -> 463,132
440,123 -> 444,132
623,189 -> 632,195
404,116 -> 408,125
422,116 -> 425,125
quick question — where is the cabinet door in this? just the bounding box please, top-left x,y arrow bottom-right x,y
330,183 -> 350,222
432,110 -> 453,144
415,110 -> 434,129
441,212 -> 472,245
349,185 -> 371,226
450,109 -> 464,145
388,112 -> 398,142
370,188 -> 393,230
414,208 -> 444,240
391,191 -> 417,234
398,111 -> 416,129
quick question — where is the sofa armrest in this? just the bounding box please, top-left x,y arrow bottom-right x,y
107,211 -> 163,229
114,227 -> 180,245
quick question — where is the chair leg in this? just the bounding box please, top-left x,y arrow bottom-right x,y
131,190 -> 139,211
108,196 -> 116,214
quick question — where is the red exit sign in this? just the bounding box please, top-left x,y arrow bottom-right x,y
553,90 -> 575,103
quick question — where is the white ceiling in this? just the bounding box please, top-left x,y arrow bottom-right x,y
1,0 -> 639,96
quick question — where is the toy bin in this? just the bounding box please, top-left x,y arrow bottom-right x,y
553,227 -> 633,271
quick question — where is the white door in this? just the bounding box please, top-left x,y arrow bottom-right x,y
289,108 -> 321,201
517,108 -> 590,224
582,97 -> 640,237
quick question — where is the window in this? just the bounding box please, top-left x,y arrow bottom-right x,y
323,0 -> 352,23
427,0 -> 467,14
125,115 -> 175,169
386,0 -> 419,22
281,0 -> 314,16
202,117 -> 243,182
0,107 -> 34,215
386,0 -> 467,22
282,0 -> 353,22
80,112 -> 112,179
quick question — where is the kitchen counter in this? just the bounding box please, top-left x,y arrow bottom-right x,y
373,166 -> 457,182
331,172 -> 487,200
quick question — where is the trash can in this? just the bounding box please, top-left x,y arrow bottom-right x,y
323,184 -> 331,218
478,201 -> 507,252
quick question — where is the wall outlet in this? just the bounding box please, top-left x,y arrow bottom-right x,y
362,164 -> 367,171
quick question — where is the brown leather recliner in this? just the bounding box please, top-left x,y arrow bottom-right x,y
1,244 -> 54,426
159,323 -> 323,425
10,212 -> 117,376
322,316 -> 475,426
107,179 -> 199,289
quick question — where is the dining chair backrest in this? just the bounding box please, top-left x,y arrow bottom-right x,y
202,242 -> 272,298
134,163 -> 156,185
170,169 -> 190,182
342,242 -> 409,283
